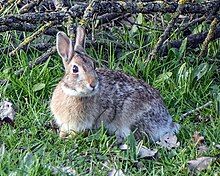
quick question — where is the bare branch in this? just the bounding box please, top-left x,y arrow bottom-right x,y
15,46 -> 56,76
89,1 -> 220,15
147,1 -> 186,60
9,21 -> 54,56
180,15 -> 206,32
0,22 -> 58,35
180,101 -> 213,121
159,25 -> 220,56
19,0 -> 42,14
199,17 -> 219,57
0,1 -> 218,26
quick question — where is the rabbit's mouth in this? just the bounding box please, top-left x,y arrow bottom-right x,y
61,82 -> 99,97
81,82 -> 99,96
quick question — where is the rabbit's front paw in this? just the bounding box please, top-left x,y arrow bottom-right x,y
59,130 -> 69,139
59,130 -> 77,139
115,127 -> 131,144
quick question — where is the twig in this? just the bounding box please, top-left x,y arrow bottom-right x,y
52,0 -> 74,38
66,16 -> 76,39
19,0 -> 42,14
124,16 -> 164,31
180,101 -> 212,121
53,0 -> 77,39
15,46 -> 56,76
33,43 -> 53,51
199,17 -> 219,57
0,0 -> 16,15
159,25 -> 220,56
0,22 -> 58,35
1,43 -> 53,55
0,11 -> 69,24
179,15 -> 206,32
148,1 -> 184,60
9,21 -> 54,56
96,13 -> 124,26
30,46 -> 56,66
79,0 -> 97,26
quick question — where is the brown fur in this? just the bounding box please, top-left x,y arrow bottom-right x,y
50,26 -> 180,142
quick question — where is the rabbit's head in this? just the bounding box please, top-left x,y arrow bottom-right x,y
56,26 -> 99,97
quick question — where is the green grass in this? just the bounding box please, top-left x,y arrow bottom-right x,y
0,26 -> 220,176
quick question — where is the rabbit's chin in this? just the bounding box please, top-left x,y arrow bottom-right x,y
61,84 -> 99,97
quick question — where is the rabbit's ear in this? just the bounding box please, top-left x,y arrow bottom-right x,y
56,31 -> 74,65
74,26 -> 86,53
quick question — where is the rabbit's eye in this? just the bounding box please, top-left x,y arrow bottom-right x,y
72,65 -> 79,73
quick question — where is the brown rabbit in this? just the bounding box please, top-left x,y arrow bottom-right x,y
50,26 -> 179,143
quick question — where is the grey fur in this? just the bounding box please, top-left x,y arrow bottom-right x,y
50,27 -> 179,142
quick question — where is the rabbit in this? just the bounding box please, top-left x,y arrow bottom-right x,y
50,26 -> 180,143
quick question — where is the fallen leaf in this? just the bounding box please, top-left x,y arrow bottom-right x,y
23,152 -> 34,168
192,131 -> 205,145
0,101 -> 16,120
188,157 -> 215,172
33,83 -> 45,92
157,133 -> 180,150
119,144 -> 128,151
47,165 -> 76,175
215,144 -> 220,149
138,146 -> 158,158
197,145 -> 209,154
108,169 -> 125,176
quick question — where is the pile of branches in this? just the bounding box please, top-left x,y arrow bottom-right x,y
0,0 -> 220,78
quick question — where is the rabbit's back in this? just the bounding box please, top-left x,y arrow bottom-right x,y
95,69 -> 179,141
97,69 -> 165,113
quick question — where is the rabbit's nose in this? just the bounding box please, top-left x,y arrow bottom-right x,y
89,82 -> 97,90
87,80 -> 97,90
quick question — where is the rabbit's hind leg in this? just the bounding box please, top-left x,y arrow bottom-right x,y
114,126 -> 131,144
105,123 -> 131,144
